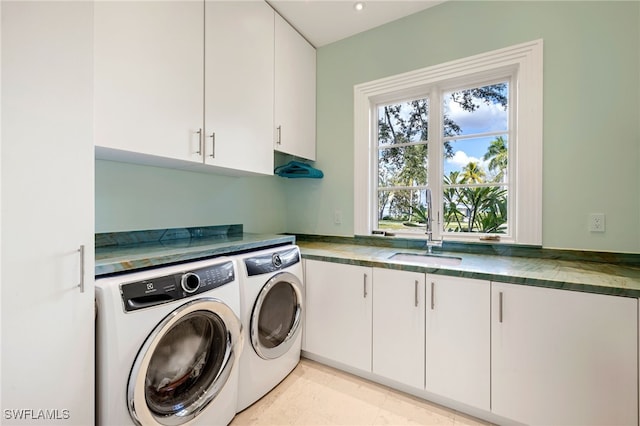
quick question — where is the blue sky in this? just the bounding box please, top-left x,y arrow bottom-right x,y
442,87 -> 509,176
377,84 -> 509,180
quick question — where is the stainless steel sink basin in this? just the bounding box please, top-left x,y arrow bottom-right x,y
389,252 -> 462,266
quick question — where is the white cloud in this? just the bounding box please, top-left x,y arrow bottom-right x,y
446,150 -> 490,172
448,150 -> 481,167
445,97 -> 507,134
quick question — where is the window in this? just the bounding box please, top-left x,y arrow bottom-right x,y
377,97 -> 429,235
354,40 -> 543,245
376,80 -> 510,237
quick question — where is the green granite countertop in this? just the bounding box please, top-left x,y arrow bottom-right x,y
95,230 -> 294,276
297,241 -> 640,298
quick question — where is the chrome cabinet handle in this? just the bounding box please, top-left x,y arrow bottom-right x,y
208,132 -> 216,158
276,125 -> 282,145
414,280 -> 419,307
195,128 -> 203,155
430,281 -> 435,310
78,245 -> 85,293
499,291 -> 503,323
363,273 -> 368,298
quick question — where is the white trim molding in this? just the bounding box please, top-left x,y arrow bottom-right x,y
354,39 -> 543,245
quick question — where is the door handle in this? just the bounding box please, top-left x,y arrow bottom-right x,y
414,280 -> 419,307
208,132 -> 216,158
430,281 -> 435,310
194,128 -> 203,155
77,245 -> 85,293
363,273 -> 368,298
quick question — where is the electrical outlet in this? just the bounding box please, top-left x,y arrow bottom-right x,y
589,213 -> 605,233
334,209 -> 342,225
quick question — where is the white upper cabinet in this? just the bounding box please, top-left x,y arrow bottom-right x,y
274,13 -> 317,161
492,282 -> 638,425
2,2 -> 95,422
94,1 -> 204,164
94,1 -> 276,176
201,1 -> 274,175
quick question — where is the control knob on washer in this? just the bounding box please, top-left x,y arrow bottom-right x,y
181,272 -> 200,293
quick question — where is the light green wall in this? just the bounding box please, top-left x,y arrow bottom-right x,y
95,1 -> 639,253
285,0 -> 640,253
95,160 -> 287,233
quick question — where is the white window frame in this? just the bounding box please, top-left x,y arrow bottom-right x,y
354,40 -> 543,245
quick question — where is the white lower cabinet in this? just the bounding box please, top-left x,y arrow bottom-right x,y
304,260 -> 639,426
372,268 -> 425,389
426,275 -> 490,411
304,260 -> 372,372
492,282 -> 638,426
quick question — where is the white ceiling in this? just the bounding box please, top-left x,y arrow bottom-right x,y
268,0 -> 446,47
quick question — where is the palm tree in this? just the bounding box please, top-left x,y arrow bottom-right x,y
477,187 -> 508,233
483,136 -> 508,182
461,161 -> 486,184
443,169 -> 507,233
443,172 -> 466,231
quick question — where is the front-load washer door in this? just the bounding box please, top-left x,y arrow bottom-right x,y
250,271 -> 303,360
128,298 -> 242,426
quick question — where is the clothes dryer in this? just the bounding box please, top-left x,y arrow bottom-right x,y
95,257 -> 243,426
234,245 -> 304,412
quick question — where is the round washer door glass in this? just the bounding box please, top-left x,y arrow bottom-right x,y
251,272 -> 303,360
128,299 -> 241,426
145,311 -> 226,416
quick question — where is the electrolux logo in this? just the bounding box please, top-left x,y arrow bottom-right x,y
144,281 -> 157,294
3,408 -> 70,421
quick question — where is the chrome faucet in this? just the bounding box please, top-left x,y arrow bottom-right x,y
425,188 -> 442,254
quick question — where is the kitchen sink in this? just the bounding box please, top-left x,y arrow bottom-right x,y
389,252 -> 462,266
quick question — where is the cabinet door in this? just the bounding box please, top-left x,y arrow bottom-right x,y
372,269 -> 425,389
1,2 -> 95,423
425,276 -> 490,411
94,1 -> 204,164
274,13 -> 317,161
492,283 -> 638,425
203,1 -> 274,175
304,260 -> 372,372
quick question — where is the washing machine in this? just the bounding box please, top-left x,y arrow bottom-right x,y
95,257 -> 243,426
234,245 -> 304,412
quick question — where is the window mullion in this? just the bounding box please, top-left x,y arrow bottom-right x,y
443,129 -> 508,143
428,87 -> 443,240
379,185 -> 430,191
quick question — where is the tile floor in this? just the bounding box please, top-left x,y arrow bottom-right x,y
230,358 -> 492,426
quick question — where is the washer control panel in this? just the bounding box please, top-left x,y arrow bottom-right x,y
180,272 -> 201,293
244,247 -> 300,277
120,260 -> 235,312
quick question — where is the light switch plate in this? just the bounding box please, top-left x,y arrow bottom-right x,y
334,209 -> 342,225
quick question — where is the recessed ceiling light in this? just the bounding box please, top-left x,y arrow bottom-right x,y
354,2 -> 365,12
